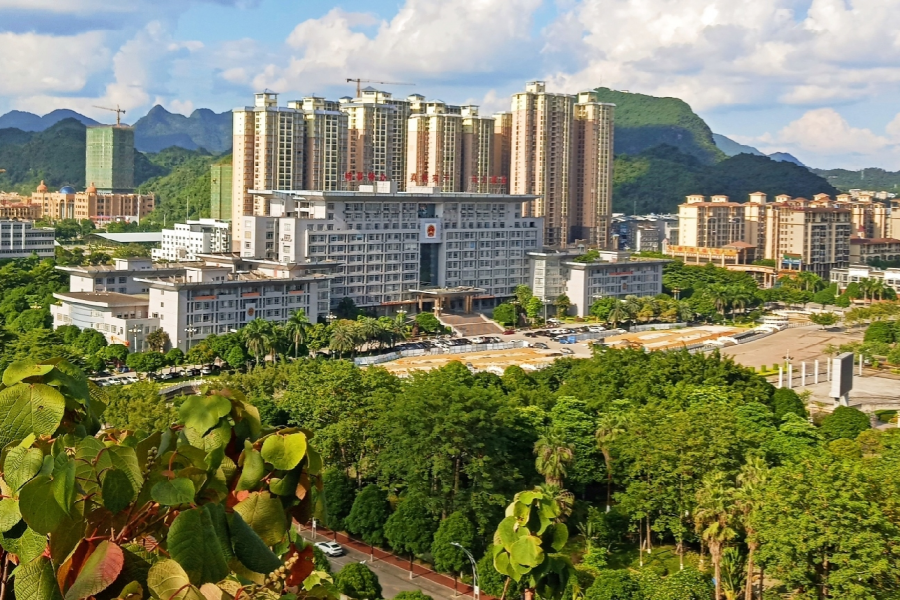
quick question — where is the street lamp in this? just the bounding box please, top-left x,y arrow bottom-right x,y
128,325 -> 142,352
450,542 -> 478,600
185,326 -> 198,353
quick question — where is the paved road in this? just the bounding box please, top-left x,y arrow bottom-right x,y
301,530 -> 463,600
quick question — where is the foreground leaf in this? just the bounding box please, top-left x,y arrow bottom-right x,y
233,491 -> 286,546
168,508 -> 229,586
151,478 -> 195,506
146,560 -> 206,600
19,474 -> 66,534
63,540 -> 124,600
0,383 -> 66,447
228,511 -> 281,575
14,556 -> 63,600
261,433 -> 307,471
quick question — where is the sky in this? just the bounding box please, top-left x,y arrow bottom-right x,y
1,0 -> 899,170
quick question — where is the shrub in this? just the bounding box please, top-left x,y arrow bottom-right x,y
584,569 -> 642,600
772,388 -> 807,421
821,406 -> 871,440
335,562 -> 383,599
394,592 -> 434,600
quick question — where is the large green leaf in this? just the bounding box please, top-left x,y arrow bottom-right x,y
167,508 -> 229,586
106,446 -> 144,495
305,446 -> 323,476
233,491 -> 286,546
204,503 -> 235,563
269,468 -> 301,497
179,395 -> 232,435
13,556 -> 63,600
228,511 -> 281,575
0,499 -> 21,532
260,433 -> 307,471
0,383 -> 66,447
19,474 -> 66,534
497,516 -> 519,550
236,447 -> 265,492
0,523 -> 47,563
51,457 -> 76,516
547,522 -> 568,552
102,469 -> 136,514
151,478 -> 195,506
146,560 -> 205,600
63,540 -> 124,600
510,535 -> 544,568
4,446 -> 42,491
2,362 -> 54,387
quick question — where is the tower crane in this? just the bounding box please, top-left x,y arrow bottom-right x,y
93,105 -> 126,126
346,78 -> 414,98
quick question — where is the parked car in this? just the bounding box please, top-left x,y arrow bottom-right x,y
533,342 -> 549,349
200,366 -> 213,375
588,326 -> 606,333
549,328 -> 568,336
560,347 -> 575,355
315,542 -> 345,557
503,329 -> 516,335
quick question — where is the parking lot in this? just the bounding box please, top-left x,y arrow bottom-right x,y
91,364 -> 217,387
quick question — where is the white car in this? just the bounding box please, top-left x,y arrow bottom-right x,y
588,326 -> 606,333
549,328 -> 568,336
315,541 -> 345,557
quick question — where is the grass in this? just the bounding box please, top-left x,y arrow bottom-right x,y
606,544 -> 702,576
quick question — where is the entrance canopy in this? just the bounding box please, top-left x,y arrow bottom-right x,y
409,286 -> 486,314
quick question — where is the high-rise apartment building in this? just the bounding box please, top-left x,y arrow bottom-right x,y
572,91 -> 615,247
764,199 -> 851,278
461,106 -> 495,193
85,125 -> 135,192
341,88 -> 407,188
301,97 -> 348,191
492,112 -> 512,186
510,81 -> 575,248
210,163 -> 233,221
678,195 -> 747,248
406,101 -> 463,192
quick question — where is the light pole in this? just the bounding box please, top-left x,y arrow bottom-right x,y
185,326 -> 198,354
325,313 -> 336,359
450,542 -> 478,600
128,325 -> 142,353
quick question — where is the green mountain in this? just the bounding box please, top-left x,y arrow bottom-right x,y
0,119 -> 87,192
712,133 -> 765,157
134,106 -> 232,154
136,148 -> 223,229
592,87 -> 725,164
614,145 -> 839,214
812,167 -> 900,194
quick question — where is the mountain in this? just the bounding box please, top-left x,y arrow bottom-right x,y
613,145 -> 839,214
0,119 -> 88,192
712,133 -> 764,157
592,88 -> 725,164
133,106 -> 232,154
812,167 -> 900,194
135,148 -> 223,229
768,152 -> 804,167
0,109 -> 99,132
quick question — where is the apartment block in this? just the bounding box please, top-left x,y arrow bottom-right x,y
493,112 -> 512,185
244,185 -> 543,313
341,88 -> 401,187
831,265 -> 900,295
0,220 -> 54,258
85,125 -> 135,192
511,81 -> 575,248
152,219 -> 232,262
832,195 -> 889,239
678,195 -> 748,248
572,91 -> 615,247
764,200 -> 851,278
406,101 -> 463,192
849,237 -> 900,265
31,182 -> 154,223
301,97 -> 348,192
529,250 -> 667,317
461,106 -> 496,193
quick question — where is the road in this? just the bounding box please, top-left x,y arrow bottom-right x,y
300,530 -> 464,600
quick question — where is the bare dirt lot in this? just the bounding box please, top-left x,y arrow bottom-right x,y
379,346 -> 589,376
721,325 -> 864,370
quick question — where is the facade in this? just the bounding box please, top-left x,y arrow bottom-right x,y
529,250 -> 667,317
837,197 -> 889,239
301,97 -> 348,192
341,89 -> 401,188
611,214 -> 677,252
461,107 -> 496,193
52,256 -> 336,351
492,112 -> 512,186
831,265 -> 900,295
764,201 -> 851,278
244,186 -> 543,313
849,237 -> 900,265
152,219 -> 232,262
0,220 -> 55,258
892,200 -> 900,239
511,81 -> 576,248
85,126 -> 135,192
30,182 -> 153,223
572,91 -> 615,247
0,200 -> 40,220
406,102 -> 463,192
210,164 -> 233,221
678,195 -> 747,248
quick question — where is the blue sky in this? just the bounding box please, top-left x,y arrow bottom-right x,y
1,0 -> 899,170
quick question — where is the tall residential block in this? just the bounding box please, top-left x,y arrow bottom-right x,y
406,101 -> 463,192
461,106 -> 495,193
763,199 -> 851,278
678,195 -> 747,248
210,163 -> 233,221
493,111 -> 512,184
510,81 -> 575,248
341,88 -> 407,188
301,97 -> 348,191
85,125 -> 135,192
572,91 -> 615,247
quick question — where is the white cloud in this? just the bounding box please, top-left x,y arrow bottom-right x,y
886,113 -> 900,141
0,31 -> 109,96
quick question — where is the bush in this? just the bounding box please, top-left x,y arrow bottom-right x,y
875,409 -> 897,423
584,569 -> 642,600
344,484 -> 390,545
393,592 -> 434,600
493,303 -> 517,326
772,388 -> 807,421
821,406 -> 871,441
864,321 -> 897,344
415,312 -> 442,333
335,562 -> 383,599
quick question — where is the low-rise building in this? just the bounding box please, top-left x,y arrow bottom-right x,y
152,219 -> 232,262
529,250 -> 668,317
830,265 -> 900,295
30,181 -> 154,223
849,237 -> 900,265
0,220 -> 55,258
51,292 -> 159,351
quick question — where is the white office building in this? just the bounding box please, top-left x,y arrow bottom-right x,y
152,219 -> 232,262
241,183 -> 543,313
0,220 -> 55,258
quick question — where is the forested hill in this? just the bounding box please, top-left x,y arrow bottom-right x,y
812,167 -> 900,194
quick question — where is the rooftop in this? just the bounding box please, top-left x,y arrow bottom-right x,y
53,292 -> 149,307
90,232 -> 163,244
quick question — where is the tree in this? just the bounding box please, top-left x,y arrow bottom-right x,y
104,380 -> 178,431
10,308 -> 49,332
583,570 -> 641,600
335,562 -> 383,599
813,288 -> 836,308
321,468 -> 357,531
607,301 -> 628,328
146,328 -> 170,352
415,312 -> 442,334
431,511 -> 476,575
809,312 -> 839,329
589,297 -> 617,322
243,317 -> 276,365
394,592 -> 433,600
771,388 -> 807,421
186,341 -> 216,365
595,409 -> 628,508
384,494 -> 438,561
514,285 -> 533,308
125,350 -> 166,373
864,320 -> 897,344
821,406 -> 871,440
526,296 -> 544,324
284,308 -> 311,358
694,471 -> 737,600
533,429 -> 575,487
555,294 -> 572,318
733,456 -> 769,600
344,484 -> 390,546
102,343 -> 129,366
329,319 -> 360,358
493,303 -> 517,327
164,347 -> 184,365
336,296 -> 363,319
75,327 -> 108,354
225,345 -> 247,370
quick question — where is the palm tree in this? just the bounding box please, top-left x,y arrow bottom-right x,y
623,295 -> 642,319
242,318 -> 275,366
708,284 -> 731,318
533,429 -> 575,487
595,410 -> 627,509
858,277 -> 872,303
729,286 -> 752,318
677,300 -> 694,324
357,316 -> 382,351
734,457 -> 769,600
871,279 -> 886,302
328,319 -> 359,359
283,309 -> 310,359
607,301 -> 629,329
695,471 -> 737,600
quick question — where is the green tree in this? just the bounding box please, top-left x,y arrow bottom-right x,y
335,562 -> 383,599
186,341 -> 216,365
771,388 -> 807,421
821,406 -> 871,441
584,570 -> 641,600
493,303 -> 517,327
431,511 -> 476,575
125,350 -> 166,373
555,294 -> 572,318
864,320 -> 896,344
393,591 -> 433,600
413,312 -> 442,334
345,484 -> 390,546
284,308 -> 311,358
321,468 -> 357,531
514,285 -> 534,308
10,308 -> 50,332
164,347 -> 184,365
813,289 -> 836,308
243,317 -> 276,365
526,296 -> 544,324
329,319 -> 361,358
103,343 -> 129,366
607,301 -> 629,328
533,429 -> 575,487
590,297 -> 617,322
809,312 -> 839,329
104,380 -> 178,431
595,409 -> 628,508
225,345 -> 247,370
75,327 -> 108,354
145,328 -> 170,352
384,494 -> 438,561
694,471 -> 737,600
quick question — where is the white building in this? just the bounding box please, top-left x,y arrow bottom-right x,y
152,219 -> 231,262
529,250 -> 668,317
0,220 -> 55,258
242,183 -> 543,313
830,265 -> 900,295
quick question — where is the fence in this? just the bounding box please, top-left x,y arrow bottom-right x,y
354,341 -> 525,366
298,523 -> 494,600
631,322 -> 687,332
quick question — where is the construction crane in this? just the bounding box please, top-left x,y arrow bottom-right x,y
93,105 -> 126,126
346,78 -> 414,98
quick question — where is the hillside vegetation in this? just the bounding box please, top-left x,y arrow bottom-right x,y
813,167 -> 900,194
136,148 -> 224,228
